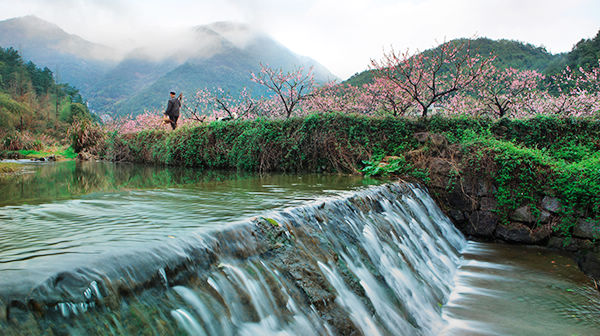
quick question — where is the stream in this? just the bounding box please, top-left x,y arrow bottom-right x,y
0,161 -> 598,335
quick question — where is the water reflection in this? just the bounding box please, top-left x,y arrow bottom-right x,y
0,161 -> 379,206
0,161 -> 380,274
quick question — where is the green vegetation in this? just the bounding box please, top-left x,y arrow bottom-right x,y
0,47 -> 94,152
90,114 -> 421,172
565,30 -> 600,72
421,116 -> 600,237
264,217 -> 281,227
460,38 -> 560,72
13,146 -> 77,159
361,155 -> 428,181
344,37 -> 561,86
458,131 -> 598,236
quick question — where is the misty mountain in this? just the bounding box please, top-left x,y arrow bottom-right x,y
110,22 -> 336,116
344,38 -> 565,87
0,16 -> 337,117
0,15 -> 117,94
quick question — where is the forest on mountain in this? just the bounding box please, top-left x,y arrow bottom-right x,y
0,47 -> 93,150
345,31 -> 600,87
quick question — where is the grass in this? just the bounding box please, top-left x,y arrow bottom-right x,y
15,146 -> 77,160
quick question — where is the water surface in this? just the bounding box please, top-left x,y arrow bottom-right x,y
442,242 -> 600,336
0,161 -> 379,274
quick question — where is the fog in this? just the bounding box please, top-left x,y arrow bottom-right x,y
0,0 -> 598,78
121,23 -> 261,63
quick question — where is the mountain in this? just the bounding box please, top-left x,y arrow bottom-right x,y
0,16 -> 117,95
344,37 -> 565,86
90,22 -> 336,116
0,16 -> 337,117
109,22 -> 336,116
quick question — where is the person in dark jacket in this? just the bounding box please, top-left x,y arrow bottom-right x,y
164,91 -> 181,129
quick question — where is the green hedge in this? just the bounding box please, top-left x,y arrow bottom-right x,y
100,114 -> 423,172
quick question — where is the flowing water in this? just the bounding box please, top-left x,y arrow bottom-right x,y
0,161 -> 599,335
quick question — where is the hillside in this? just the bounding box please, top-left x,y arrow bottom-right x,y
0,16 -> 116,95
0,46 -> 93,149
94,22 -> 336,117
344,37 -> 565,86
562,29 -> 600,72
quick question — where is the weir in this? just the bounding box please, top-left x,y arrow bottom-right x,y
1,182 -> 467,335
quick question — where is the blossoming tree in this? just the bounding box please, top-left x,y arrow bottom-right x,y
187,87 -> 260,121
251,64 -> 315,118
304,82 -> 378,115
371,40 -> 494,117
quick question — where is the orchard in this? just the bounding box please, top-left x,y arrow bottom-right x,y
111,46 -> 599,133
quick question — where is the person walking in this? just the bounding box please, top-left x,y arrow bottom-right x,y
164,91 -> 181,130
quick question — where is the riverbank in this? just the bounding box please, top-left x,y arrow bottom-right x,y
73,114 -> 600,279
0,146 -> 77,162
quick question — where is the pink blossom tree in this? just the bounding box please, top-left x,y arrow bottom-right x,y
105,110 -> 170,134
185,87 -> 261,121
371,40 -> 494,117
532,62 -> 600,117
441,92 -> 487,117
304,82 -> 379,115
365,77 -> 414,117
475,67 -> 545,118
251,64 -> 315,118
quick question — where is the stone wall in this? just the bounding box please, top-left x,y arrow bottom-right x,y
407,132 -> 600,280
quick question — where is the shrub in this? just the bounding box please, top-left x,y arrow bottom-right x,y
67,117 -> 105,153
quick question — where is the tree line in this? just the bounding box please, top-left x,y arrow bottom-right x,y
0,46 -> 94,147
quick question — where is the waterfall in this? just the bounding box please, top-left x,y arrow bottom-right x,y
1,183 -> 467,335
165,183 -> 467,335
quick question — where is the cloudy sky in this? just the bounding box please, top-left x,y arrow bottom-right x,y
0,0 -> 598,79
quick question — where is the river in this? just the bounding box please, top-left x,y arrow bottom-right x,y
0,161 -> 598,335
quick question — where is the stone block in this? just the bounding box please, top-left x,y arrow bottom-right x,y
578,251 -> 600,279
463,180 -> 496,197
446,189 -> 474,211
541,196 -> 562,213
539,210 -> 552,224
573,218 -> 600,239
480,197 -> 497,211
429,175 -> 449,189
429,133 -> 447,147
413,132 -> 430,143
448,209 -> 465,222
476,182 -> 497,197
547,237 -> 594,252
496,222 -> 531,243
430,158 -> 453,177
495,222 -> 550,244
467,210 -> 498,237
510,206 -> 535,223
